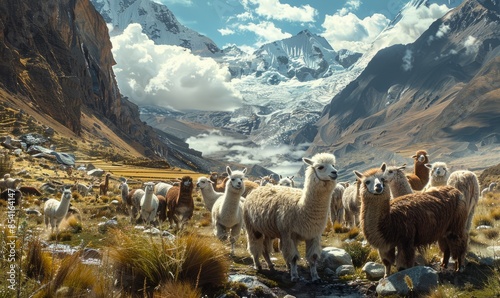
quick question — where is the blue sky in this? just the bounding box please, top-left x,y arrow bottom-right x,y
156,0 -> 459,53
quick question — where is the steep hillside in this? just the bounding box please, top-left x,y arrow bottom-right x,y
306,0 -> 500,178
0,0 -> 213,171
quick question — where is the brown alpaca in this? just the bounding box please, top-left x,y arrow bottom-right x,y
166,176 -> 194,230
242,180 -> 259,198
157,195 -> 167,223
209,172 -> 219,185
99,173 -> 111,195
406,150 -> 430,191
355,164 -> 468,277
214,177 -> 228,193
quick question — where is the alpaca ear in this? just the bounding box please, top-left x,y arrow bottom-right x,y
381,163 -> 387,171
424,163 -> 432,169
226,166 -> 232,176
303,157 -> 313,166
411,154 -> 417,158
399,164 -> 407,170
279,175 -> 283,179
289,176 -> 294,179
242,168 -> 247,174
354,170 -> 363,179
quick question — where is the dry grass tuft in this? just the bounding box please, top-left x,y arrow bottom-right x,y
159,280 -> 202,298
342,241 -> 373,268
25,238 -> 53,282
473,214 -> 494,228
489,207 -> 500,221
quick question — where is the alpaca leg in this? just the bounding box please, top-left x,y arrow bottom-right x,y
305,236 -> 322,282
447,233 -> 468,272
438,237 -> 451,269
262,237 -> 275,271
246,230 -> 264,270
281,236 -> 300,281
229,224 -> 242,256
379,247 -> 395,278
396,246 -> 416,272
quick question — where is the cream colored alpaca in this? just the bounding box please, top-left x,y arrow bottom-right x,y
44,188 -> 72,233
424,162 -> 450,191
140,182 -> 159,226
244,152 -> 338,282
382,163 -> 413,198
212,167 -> 246,255
196,176 -> 223,212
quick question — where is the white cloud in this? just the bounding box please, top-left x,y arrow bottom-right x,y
158,0 -> 193,6
435,23 -> 450,38
111,24 -> 242,111
464,35 -> 479,55
237,21 -> 292,46
321,12 -> 389,52
186,130 -> 309,177
243,0 -> 316,22
402,49 -> 413,71
218,28 -> 235,36
339,0 -> 362,16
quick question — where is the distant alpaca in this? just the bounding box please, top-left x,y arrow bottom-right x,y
166,176 -> 194,230
212,166 -> 246,255
0,174 -> 22,191
481,182 -> 497,198
74,180 -> 95,197
342,181 -> 361,228
140,182 -> 159,226
99,173 -> 111,195
278,175 -> 295,188
125,188 -> 145,224
330,183 -> 346,225
447,170 -> 480,232
118,179 -> 130,215
406,150 -> 430,191
259,175 -> 275,186
18,186 -> 42,196
209,172 -> 219,185
244,152 -> 338,282
213,177 -> 228,193
44,188 -> 73,233
242,180 -> 259,198
196,176 -> 223,212
355,165 -> 468,277
154,182 -> 173,197
382,164 -> 413,198
424,162 -> 450,191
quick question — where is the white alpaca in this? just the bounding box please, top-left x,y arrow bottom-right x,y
154,181 -> 173,197
447,170 -> 480,232
74,180 -> 95,197
212,167 -> 246,255
140,182 -> 159,226
278,175 -> 295,187
481,182 -> 497,198
196,177 -> 223,212
243,152 -> 338,282
44,188 -> 72,233
382,164 -> 413,198
424,162 -> 450,191
342,182 -> 360,228
330,183 -> 346,225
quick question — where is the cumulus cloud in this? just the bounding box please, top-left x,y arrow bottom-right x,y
321,12 -> 389,52
110,23 -> 242,111
186,130 -> 309,177
242,0 -> 316,22
402,49 -> 413,71
435,23 -> 450,38
218,28 -> 235,36
464,35 -> 479,55
237,21 -> 292,46
158,0 -> 193,5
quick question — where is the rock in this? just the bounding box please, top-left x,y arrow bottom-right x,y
376,266 -> 438,296
97,219 -> 118,233
362,262 -> 385,280
144,227 -> 161,235
229,274 -> 277,298
336,265 -> 355,276
319,247 -> 353,271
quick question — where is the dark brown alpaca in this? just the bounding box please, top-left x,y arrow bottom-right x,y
356,164 -> 468,277
166,176 -> 194,230
406,149 -> 430,191
99,173 -> 111,195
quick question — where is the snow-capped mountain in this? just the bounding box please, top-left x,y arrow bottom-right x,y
90,0 -> 220,56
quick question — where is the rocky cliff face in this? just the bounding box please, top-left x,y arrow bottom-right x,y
0,0 -> 207,169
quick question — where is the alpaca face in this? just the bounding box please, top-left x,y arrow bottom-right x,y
359,172 -> 385,195
431,164 -> 448,177
180,176 -> 193,192
144,182 -> 155,194
303,154 -> 338,181
412,150 -> 429,164
382,165 -> 405,183
196,177 -> 210,189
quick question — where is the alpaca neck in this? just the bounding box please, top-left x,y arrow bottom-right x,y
143,190 -> 154,210
202,184 -> 218,196
360,191 -> 391,248
105,176 -> 109,187
389,172 -> 413,197
299,173 -> 335,216
56,194 -> 71,217
415,163 -> 430,185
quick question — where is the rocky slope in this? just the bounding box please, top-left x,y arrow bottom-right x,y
304,0 -> 500,179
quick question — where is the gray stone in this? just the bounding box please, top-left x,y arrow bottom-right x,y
362,261 -> 385,280
376,266 -> 438,296
320,247 -> 353,271
336,264 -> 355,276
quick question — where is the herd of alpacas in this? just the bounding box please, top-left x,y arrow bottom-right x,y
1,149 -> 496,282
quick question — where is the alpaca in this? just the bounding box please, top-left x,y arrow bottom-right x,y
382,164 -> 413,198
214,177 -> 228,193
211,166 -> 246,255
118,179 -> 130,215
242,180 -> 259,198
481,182 -> 497,198
330,183 -> 346,225
342,181 -> 361,228
140,182 -> 159,226
406,150 -> 430,191
44,188 -> 73,233
157,195 -> 167,222
196,176 -> 223,212
278,175 -> 295,188
259,175 -> 275,186
125,188 -> 145,224
166,176 -> 194,230
209,172 -> 219,185
424,162 -> 450,191
154,182 -> 173,197
0,174 -> 22,191
18,186 -> 42,196
355,165 -> 468,277
74,180 -> 95,197
447,170 -> 480,232
243,152 -> 338,282
99,173 -> 111,195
